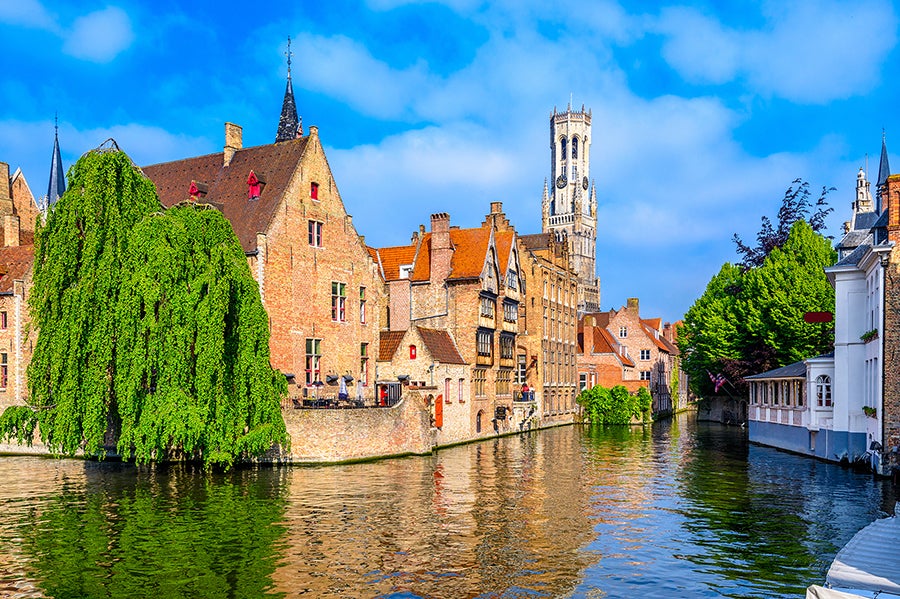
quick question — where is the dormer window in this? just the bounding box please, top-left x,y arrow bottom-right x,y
310,182 -> 319,200
247,171 -> 264,200
188,180 -> 208,201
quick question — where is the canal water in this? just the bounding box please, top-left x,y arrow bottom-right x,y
0,413 -> 895,599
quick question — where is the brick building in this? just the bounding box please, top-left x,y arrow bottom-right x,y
371,204 -> 524,437
0,161 -> 41,414
143,117 -> 384,403
577,298 -> 674,416
577,313 -> 643,393
881,172 -> 900,473
518,230 -> 579,422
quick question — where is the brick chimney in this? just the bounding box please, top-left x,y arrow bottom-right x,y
583,315 -> 594,353
887,175 -> 900,244
430,213 -> 452,283
224,122 -> 242,167
0,162 -> 12,214
626,297 -> 640,315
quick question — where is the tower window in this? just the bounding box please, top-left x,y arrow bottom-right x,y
572,137 -> 578,159
560,137 -> 567,160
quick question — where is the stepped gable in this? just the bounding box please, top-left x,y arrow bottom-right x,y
142,138 -> 309,253
0,245 -> 34,293
417,326 -> 466,364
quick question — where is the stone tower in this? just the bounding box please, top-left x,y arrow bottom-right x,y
541,104 -> 600,314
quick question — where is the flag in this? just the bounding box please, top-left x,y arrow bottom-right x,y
708,370 -> 727,393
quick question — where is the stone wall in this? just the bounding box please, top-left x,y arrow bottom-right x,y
278,391 -> 434,463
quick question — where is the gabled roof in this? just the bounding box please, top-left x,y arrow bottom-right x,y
495,230 -> 515,273
417,326 -> 466,364
642,324 -> 671,353
142,137 -> 310,253
0,245 -> 34,294
410,227 -> 493,283
642,317 -> 661,331
577,321 -> 635,367
378,330 -> 406,361
374,245 -> 418,281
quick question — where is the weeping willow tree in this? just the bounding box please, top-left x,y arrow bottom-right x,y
115,204 -> 288,467
0,145 -> 288,467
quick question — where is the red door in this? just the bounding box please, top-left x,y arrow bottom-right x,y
435,394 -> 443,428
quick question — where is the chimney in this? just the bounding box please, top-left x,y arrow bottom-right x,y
430,212 -> 452,283
0,162 -> 13,216
626,297 -> 639,314
490,201 -> 502,214
4,215 -> 19,247
224,122 -> 242,167
583,316 -> 594,353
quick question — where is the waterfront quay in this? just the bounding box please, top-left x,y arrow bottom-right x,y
0,413 -> 893,598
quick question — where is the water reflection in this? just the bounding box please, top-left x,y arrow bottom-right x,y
0,415 -> 895,598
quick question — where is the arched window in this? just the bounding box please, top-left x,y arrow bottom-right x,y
572,137 -> 578,159
476,410 -> 483,433
560,137 -> 567,160
816,375 -> 832,407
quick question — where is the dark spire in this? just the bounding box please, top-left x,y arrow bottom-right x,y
876,130 -> 890,213
47,115 -> 65,209
275,36 -> 301,143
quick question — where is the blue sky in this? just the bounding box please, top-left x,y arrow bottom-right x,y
1,0 -> 897,323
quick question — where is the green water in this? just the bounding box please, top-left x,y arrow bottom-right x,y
0,413 -> 894,598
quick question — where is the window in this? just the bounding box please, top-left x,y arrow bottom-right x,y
247,171 -> 262,199
399,264 -> 413,279
474,368 -> 487,397
331,282 -> 346,322
360,343 -> 368,386
500,334 -> 514,360
503,301 -> 518,323
619,326 -> 627,338
572,137 -> 578,159
0,311 -> 7,330
816,375 -> 832,407
496,369 -> 511,396
640,349 -> 650,361
480,296 -> 495,319
640,370 -> 651,381
516,355 -> 527,385
445,378 -> 451,404
506,270 -> 518,292
477,330 -> 493,357
579,373 -> 587,391
310,182 -> 319,200
359,287 -> 367,324
560,138 -> 567,160
458,378 -> 465,403
305,339 -> 321,386
308,220 -> 323,247
0,353 -> 6,388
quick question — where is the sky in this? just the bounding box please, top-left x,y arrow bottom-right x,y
1,0 -> 898,323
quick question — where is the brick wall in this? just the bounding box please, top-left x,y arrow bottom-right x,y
882,175 -> 900,470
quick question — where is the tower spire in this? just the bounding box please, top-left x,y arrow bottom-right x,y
275,36 -> 302,143
877,130 -> 890,213
46,115 -> 65,211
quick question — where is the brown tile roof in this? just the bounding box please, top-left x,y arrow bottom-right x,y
580,311 -> 611,329
519,233 -> 551,250
410,227 -> 492,283
0,245 -> 33,293
642,317 -> 662,331
142,137 -> 310,253
417,326 -> 466,364
378,330 -> 406,361
375,245 -> 418,281
577,324 -> 635,367
642,323 -> 671,353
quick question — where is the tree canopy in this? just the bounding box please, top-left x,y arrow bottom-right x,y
0,146 -> 287,467
679,218 -> 836,397
577,385 -> 652,425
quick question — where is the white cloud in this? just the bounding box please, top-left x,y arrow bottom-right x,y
655,0 -> 897,103
0,0 -> 58,30
62,6 -> 134,63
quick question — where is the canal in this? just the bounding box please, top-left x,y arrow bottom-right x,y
0,413 -> 895,598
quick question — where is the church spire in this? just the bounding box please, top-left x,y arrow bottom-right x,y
275,36 -> 302,143
876,130 -> 890,213
46,115 -> 65,210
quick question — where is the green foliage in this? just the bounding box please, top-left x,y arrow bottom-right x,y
115,205 -> 288,467
679,220 -> 836,396
577,384 -> 651,425
0,148 -> 287,467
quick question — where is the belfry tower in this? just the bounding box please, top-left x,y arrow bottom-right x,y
541,104 -> 600,314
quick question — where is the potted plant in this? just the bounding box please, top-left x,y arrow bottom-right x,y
863,405 -> 877,418
861,329 -> 879,343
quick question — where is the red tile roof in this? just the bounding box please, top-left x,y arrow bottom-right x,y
495,230 -> 514,273
375,245 -> 418,281
142,137 -> 310,253
642,317 -> 662,331
642,323 -> 671,353
0,245 -> 33,293
417,326 -> 466,364
577,323 -> 635,367
410,227 -> 493,283
378,330 -> 406,361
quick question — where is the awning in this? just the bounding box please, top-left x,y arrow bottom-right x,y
825,514 -> 900,596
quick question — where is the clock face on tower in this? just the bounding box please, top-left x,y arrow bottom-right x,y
582,176 -> 589,190
556,174 -> 567,189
